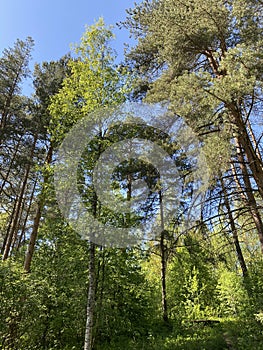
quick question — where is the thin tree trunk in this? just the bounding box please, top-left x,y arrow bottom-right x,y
159,190 -> 168,323
84,191 -> 98,350
206,51 -> 263,199
229,104 -> 263,200
84,241 -> 96,350
11,191 -> 27,252
93,246 -> 106,344
24,202 -> 42,272
247,119 -> 263,162
2,134 -> 37,260
219,175 -> 248,277
16,178 -> 38,251
2,166 -> 31,260
234,137 -> 263,253
0,67 -> 22,130
0,135 -> 22,196
23,145 -> 53,272
1,196 -> 18,255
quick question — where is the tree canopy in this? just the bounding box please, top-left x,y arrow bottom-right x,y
1,6 -> 263,350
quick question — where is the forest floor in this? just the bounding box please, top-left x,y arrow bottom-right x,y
97,318 -> 263,350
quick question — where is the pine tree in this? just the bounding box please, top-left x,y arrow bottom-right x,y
123,0 -> 263,251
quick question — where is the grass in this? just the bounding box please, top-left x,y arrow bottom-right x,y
96,317 -> 263,350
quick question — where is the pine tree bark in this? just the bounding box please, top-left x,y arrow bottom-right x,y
16,178 -> 37,251
247,119 -> 263,162
1,194 -> 19,255
2,134 -> 37,260
24,203 -> 42,273
0,135 -> 22,196
233,137 -> 263,253
11,193 -> 27,252
2,164 -> 31,260
24,145 -> 53,272
219,175 -> 248,277
229,104 -> 263,201
206,50 -> 263,200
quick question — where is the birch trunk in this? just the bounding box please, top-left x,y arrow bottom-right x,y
159,190 -> 168,323
84,241 -> 96,350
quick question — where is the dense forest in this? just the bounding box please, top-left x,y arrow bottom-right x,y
1,1 -> 263,349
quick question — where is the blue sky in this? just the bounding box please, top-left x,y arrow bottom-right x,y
1,0 -> 139,94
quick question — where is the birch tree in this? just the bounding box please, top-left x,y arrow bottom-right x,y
49,19 -> 128,350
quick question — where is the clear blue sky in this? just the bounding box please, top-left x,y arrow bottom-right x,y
1,0 -> 139,94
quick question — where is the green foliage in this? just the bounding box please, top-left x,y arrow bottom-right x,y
217,269 -> 249,317
245,258 -> 263,313
1,5 -> 263,350
0,235 -> 156,349
124,0 -> 263,178
0,37 -> 34,100
168,235 -> 219,321
94,248 -> 156,345
49,19 -> 130,146
0,222 -> 88,350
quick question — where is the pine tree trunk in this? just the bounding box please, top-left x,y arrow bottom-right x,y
16,178 -> 38,251
24,203 -> 42,273
0,135 -> 22,196
206,52 -> 263,200
23,145 -> 53,272
247,119 -> 263,162
229,104 -> 263,200
2,134 -> 37,260
2,165 -> 31,260
234,137 -> 263,253
11,193 -> 27,252
1,194 -> 19,255
220,175 -> 248,277
0,68 -> 23,130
